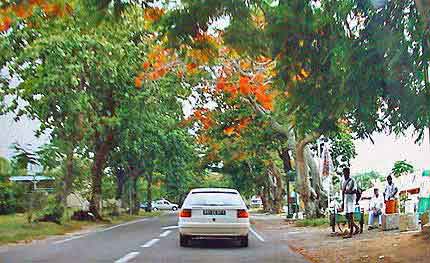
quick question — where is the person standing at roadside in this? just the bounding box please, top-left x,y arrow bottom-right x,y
342,167 -> 359,238
384,175 -> 398,213
384,175 -> 398,201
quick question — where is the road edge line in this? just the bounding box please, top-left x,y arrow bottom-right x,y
98,218 -> 148,233
53,234 -> 87,245
249,227 -> 265,242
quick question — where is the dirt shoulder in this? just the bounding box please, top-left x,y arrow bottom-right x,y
282,222 -> 430,263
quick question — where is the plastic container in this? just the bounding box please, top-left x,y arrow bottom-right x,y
385,200 -> 396,214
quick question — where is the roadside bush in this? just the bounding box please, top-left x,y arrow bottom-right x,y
0,182 -> 17,214
295,218 -> 329,227
23,191 -> 48,223
36,194 -> 63,224
0,181 -> 27,215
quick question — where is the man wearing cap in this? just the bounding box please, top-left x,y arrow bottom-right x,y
368,188 -> 383,230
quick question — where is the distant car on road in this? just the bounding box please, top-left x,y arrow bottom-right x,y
152,199 -> 179,211
250,196 -> 263,208
139,199 -> 179,211
178,188 -> 250,247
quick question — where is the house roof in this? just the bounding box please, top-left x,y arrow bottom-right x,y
9,176 -> 54,182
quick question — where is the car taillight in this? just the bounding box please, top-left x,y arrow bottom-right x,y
237,209 -> 249,218
179,209 -> 192,218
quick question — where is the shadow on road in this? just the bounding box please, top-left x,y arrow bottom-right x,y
186,239 -> 245,249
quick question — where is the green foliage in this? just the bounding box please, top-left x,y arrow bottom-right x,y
295,218 -> 329,227
330,130 -> 357,171
23,192 -> 48,223
0,156 -> 10,176
200,172 -> 234,189
0,182 -> 18,215
353,171 -> 384,190
0,157 -> 26,215
392,160 -> 414,178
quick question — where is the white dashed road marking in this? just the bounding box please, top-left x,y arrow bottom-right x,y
141,238 -> 160,248
114,251 -> 140,263
249,227 -> 265,242
161,225 -> 179,230
53,235 -> 87,245
160,230 -> 172,237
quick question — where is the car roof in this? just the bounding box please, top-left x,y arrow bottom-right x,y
190,188 -> 239,193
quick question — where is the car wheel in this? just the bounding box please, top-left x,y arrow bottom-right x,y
179,234 -> 189,247
240,235 -> 248,247
152,207 -> 158,211
172,206 -> 178,211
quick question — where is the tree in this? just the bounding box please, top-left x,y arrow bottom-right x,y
111,70 -> 193,213
151,0 -> 430,217
0,156 -> 10,177
1,4 -> 155,219
353,171 -> 384,190
392,160 -> 414,178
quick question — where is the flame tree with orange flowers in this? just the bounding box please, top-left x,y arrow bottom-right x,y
136,0 -> 429,217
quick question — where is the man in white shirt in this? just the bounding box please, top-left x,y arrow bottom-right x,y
368,188 -> 383,230
342,167 -> 359,238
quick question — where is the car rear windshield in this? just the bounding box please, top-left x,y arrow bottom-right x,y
185,192 -> 244,206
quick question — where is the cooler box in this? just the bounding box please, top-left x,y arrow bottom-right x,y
382,213 -> 400,231
399,214 -> 418,232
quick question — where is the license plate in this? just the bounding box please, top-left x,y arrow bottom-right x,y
203,209 -> 226,215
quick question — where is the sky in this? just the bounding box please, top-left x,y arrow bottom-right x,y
1,112 -> 429,175
350,129 -> 430,175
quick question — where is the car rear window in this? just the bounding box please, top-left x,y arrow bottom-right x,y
185,192 -> 244,206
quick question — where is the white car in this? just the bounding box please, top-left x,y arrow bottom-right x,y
250,197 -> 263,208
152,199 -> 179,211
178,188 -> 250,247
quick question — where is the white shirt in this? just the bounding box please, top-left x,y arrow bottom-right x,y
369,195 -> 383,211
342,178 -> 356,213
384,183 -> 398,200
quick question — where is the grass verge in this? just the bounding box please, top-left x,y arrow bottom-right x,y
0,211 -> 162,246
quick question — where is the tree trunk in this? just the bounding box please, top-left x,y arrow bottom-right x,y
304,146 -> 327,215
260,187 -> 271,213
115,168 -> 126,201
53,148 -> 73,222
89,131 -> 114,220
132,176 -> 140,215
279,148 -> 292,215
268,161 -> 285,214
146,172 -> 153,211
295,134 -> 320,218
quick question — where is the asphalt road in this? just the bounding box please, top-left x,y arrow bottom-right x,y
0,212 -> 308,263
